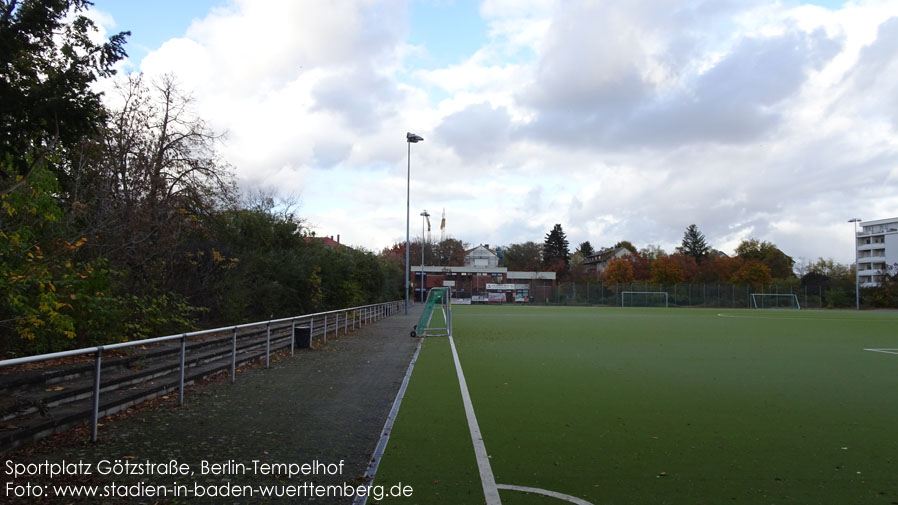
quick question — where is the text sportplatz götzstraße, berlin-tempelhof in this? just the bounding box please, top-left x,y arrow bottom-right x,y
4,458 -> 346,479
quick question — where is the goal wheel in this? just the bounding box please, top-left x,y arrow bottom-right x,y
410,330 -> 417,338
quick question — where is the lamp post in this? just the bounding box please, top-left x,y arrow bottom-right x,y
405,132 -> 423,315
420,210 -> 430,302
849,218 -> 861,310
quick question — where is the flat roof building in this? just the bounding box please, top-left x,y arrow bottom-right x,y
856,217 -> 898,286
411,244 -> 556,303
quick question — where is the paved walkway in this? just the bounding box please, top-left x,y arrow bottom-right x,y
4,306 -> 423,504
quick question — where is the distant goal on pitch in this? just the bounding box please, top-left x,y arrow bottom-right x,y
750,293 -> 801,310
621,291 -> 669,308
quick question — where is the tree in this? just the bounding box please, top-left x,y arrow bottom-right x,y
80,74 -> 235,291
0,0 -> 128,195
503,242 -> 542,272
1,161 -> 198,356
679,224 -> 710,263
800,258 -> 854,308
434,237 -> 467,266
701,256 -> 743,283
651,256 -> 684,284
668,253 -> 699,283
604,258 -> 634,285
731,260 -> 772,286
734,238 -> 795,279
639,244 -> 667,262
576,241 -> 595,257
569,251 -> 587,282
628,252 -> 652,281
543,224 -> 570,272
866,263 -> 898,308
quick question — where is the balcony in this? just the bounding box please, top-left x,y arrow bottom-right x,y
859,226 -> 898,236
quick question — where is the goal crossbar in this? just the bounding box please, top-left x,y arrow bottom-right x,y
621,291 -> 669,308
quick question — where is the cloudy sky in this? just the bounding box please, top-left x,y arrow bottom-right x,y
88,0 -> 898,265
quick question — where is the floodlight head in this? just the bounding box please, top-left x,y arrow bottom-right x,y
420,210 -> 430,217
407,132 -> 424,143
848,218 -> 861,223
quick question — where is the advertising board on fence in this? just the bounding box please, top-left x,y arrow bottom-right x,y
486,283 -> 515,290
488,292 -> 507,303
451,298 -> 471,305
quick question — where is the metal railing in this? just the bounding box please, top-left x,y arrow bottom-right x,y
0,300 -> 403,442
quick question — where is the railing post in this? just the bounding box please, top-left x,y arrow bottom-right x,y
324,314 -> 328,345
291,318 -> 296,356
231,327 -> 237,383
91,347 -> 103,442
265,320 -> 271,368
334,312 -> 338,339
179,335 -> 187,406
344,311 -> 348,335
310,317 -> 315,345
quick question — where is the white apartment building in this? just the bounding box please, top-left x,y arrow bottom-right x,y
856,217 -> 898,286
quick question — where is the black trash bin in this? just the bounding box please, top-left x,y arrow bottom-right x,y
295,325 -> 312,349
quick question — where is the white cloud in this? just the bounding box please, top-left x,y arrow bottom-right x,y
93,0 -> 898,265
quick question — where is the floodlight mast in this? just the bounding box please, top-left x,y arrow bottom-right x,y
405,132 -> 423,315
849,218 -> 861,310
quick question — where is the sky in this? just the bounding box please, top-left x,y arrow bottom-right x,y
86,0 -> 898,266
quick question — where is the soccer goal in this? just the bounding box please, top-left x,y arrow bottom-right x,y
621,291 -> 669,308
750,293 -> 801,310
411,287 -> 452,337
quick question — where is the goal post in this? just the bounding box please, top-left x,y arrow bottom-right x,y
750,293 -> 801,310
621,291 -> 669,308
412,287 -> 452,337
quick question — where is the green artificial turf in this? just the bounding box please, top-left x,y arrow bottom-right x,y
376,306 -> 898,505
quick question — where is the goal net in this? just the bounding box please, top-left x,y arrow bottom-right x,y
750,293 -> 801,310
414,287 -> 451,337
621,291 -> 669,308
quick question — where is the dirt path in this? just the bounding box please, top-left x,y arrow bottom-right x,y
3,306 -> 423,504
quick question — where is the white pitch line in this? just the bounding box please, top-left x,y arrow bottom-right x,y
864,348 -> 898,355
716,313 -> 893,323
448,334 -> 503,505
352,340 -> 422,505
497,484 -> 595,505
449,334 -> 595,505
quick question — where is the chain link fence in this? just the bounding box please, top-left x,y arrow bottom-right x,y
529,282 -> 828,309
